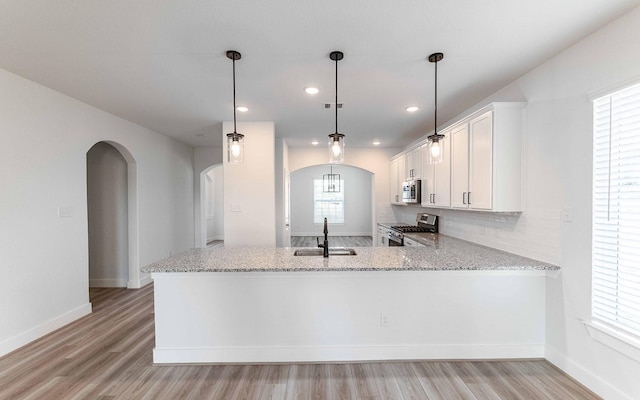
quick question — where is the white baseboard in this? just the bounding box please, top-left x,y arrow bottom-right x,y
153,343 -> 544,364
128,274 -> 152,289
545,345 -> 634,400
207,235 -> 223,242
0,303 -> 92,358
89,278 -> 128,288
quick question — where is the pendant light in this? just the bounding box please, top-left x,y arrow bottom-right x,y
323,165 -> 341,193
427,52 -> 445,164
328,51 -> 345,164
226,50 -> 244,163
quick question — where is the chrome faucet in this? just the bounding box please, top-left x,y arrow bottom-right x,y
317,217 -> 329,257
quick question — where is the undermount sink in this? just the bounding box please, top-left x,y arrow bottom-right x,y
294,248 -> 357,256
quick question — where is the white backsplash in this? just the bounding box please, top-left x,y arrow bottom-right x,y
392,205 -> 561,264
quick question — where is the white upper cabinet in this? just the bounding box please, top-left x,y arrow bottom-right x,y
450,103 -> 525,212
389,155 -> 406,204
405,147 -> 422,180
389,157 -> 399,204
422,134 -> 451,208
391,102 -> 525,212
451,124 -> 470,208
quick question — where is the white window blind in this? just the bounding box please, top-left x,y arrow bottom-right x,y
592,82 -> 640,337
313,179 -> 344,224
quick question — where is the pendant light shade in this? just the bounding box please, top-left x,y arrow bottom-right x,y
427,52 -> 445,164
226,50 -> 244,163
328,51 -> 345,164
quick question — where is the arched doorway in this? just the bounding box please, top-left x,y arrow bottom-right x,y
200,164 -> 224,248
86,141 -> 140,289
289,164 -> 374,247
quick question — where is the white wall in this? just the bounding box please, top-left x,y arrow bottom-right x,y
87,142 -> 129,287
288,147 -> 401,231
223,122 -> 276,247
290,164 -> 373,236
394,7 -> 640,399
0,67 -> 194,357
193,146 -> 223,248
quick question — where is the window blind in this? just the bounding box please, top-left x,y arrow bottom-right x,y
313,179 -> 344,224
592,82 -> 640,336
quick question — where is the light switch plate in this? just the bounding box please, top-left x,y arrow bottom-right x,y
231,203 -> 242,212
58,206 -> 73,218
562,207 -> 573,222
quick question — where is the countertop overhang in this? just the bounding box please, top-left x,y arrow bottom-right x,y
142,235 -> 558,273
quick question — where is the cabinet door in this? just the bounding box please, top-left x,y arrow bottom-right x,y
450,124 -> 469,208
411,147 -> 422,179
421,145 -> 435,207
389,158 -> 399,203
405,152 -> 413,179
469,111 -> 493,210
397,155 -> 406,189
434,134 -> 451,207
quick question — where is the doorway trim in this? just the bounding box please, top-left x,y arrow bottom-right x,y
87,140 -> 142,288
197,163 -> 223,248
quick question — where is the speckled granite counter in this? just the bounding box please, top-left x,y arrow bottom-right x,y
142,235 -> 558,273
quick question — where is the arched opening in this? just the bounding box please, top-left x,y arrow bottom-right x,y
86,141 -> 140,292
200,164 -> 224,248
290,164 -> 374,247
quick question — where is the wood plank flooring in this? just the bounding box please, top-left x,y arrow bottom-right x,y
291,236 -> 373,247
0,285 -> 602,400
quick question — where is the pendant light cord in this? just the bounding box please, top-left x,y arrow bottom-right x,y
434,58 -> 438,135
335,56 -> 338,134
232,56 -> 237,134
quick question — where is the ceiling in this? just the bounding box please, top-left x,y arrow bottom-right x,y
1,1 -> 638,149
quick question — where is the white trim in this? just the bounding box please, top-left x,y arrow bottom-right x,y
0,303 -> 92,358
588,75 -> 640,101
89,278 -> 128,288
583,320 -> 640,363
153,343 -> 544,364
545,345 -> 635,400
127,273 -> 152,289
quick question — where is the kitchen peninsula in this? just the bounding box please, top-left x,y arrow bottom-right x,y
143,236 -> 558,364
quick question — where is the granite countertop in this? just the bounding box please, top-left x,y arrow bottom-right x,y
141,234 -> 559,273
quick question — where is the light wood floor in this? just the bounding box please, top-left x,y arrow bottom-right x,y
291,236 -> 373,247
0,285 -> 601,400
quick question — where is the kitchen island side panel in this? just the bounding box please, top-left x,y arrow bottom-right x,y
152,271 -> 546,363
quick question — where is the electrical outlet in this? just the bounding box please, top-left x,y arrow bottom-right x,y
380,312 -> 390,327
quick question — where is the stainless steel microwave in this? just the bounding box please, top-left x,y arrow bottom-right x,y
402,179 -> 421,203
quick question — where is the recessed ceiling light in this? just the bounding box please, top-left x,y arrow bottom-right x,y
305,87 -> 319,95
236,106 -> 248,112
406,106 -> 419,112
311,140 -> 319,145
372,141 -> 381,146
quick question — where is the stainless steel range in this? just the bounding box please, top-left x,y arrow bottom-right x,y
386,213 -> 439,246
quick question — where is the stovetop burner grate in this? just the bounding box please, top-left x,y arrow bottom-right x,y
391,225 -> 433,233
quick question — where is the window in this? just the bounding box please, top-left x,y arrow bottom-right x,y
313,179 -> 344,224
592,82 -> 640,337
